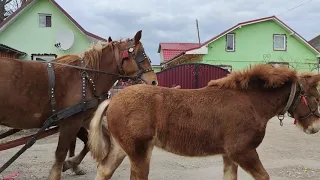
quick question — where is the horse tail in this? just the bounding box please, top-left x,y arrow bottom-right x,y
88,99 -> 111,162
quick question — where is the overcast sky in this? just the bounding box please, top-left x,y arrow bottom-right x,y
55,0 -> 320,65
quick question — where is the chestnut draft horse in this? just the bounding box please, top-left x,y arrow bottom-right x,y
0,36 -> 115,176
89,64 -> 320,180
0,30 -> 158,180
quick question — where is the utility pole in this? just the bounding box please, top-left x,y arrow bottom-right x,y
196,19 -> 201,45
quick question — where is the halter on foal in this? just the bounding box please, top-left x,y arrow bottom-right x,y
88,64 -> 320,180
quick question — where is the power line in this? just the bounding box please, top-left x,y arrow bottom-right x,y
277,0 -> 315,16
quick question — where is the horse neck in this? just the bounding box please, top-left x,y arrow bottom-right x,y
248,82 -> 293,121
94,46 -> 120,95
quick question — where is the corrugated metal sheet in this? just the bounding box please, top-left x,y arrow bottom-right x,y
156,63 -> 229,89
197,64 -> 229,88
0,52 -> 18,59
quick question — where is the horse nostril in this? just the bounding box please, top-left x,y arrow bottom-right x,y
152,81 -> 158,86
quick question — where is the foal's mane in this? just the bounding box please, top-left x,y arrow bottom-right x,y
208,64 -> 298,90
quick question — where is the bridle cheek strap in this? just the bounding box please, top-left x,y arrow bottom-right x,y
287,83 -> 320,123
113,44 -> 125,75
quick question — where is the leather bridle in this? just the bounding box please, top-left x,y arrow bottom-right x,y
115,39 -> 154,83
278,82 -> 320,125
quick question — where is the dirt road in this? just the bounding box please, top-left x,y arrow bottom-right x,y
1,116 -> 320,180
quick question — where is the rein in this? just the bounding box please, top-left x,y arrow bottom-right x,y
0,39 -> 154,173
278,82 -> 320,126
44,61 -> 143,82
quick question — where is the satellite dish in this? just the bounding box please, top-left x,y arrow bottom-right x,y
56,28 -> 74,50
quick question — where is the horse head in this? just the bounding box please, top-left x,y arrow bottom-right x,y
108,30 -> 158,86
288,73 -> 320,134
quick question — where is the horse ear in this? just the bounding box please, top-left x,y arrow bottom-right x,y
309,74 -> 320,85
134,30 -> 142,44
108,36 -> 112,42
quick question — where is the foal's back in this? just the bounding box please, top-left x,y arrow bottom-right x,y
106,84 -> 251,157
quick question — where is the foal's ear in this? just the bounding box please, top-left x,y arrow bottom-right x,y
108,36 -> 112,42
309,74 -> 320,85
134,30 -> 142,44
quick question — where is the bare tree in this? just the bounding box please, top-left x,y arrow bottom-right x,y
0,0 -> 28,23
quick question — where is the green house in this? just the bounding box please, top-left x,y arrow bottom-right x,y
159,16 -> 320,73
0,0 -> 108,61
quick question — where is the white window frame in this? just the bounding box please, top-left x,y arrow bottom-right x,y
39,13 -> 52,27
273,34 -> 286,51
226,33 -> 235,52
32,54 -> 56,61
268,62 -> 289,68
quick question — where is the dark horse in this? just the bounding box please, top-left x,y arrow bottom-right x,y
89,64 -> 320,180
0,30 -> 158,180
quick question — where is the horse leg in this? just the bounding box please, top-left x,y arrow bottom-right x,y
229,149 -> 269,180
62,127 -> 88,175
222,154 -> 238,180
128,142 -> 154,180
95,136 -> 126,180
47,117 -> 83,180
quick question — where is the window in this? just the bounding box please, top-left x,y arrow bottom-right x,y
273,34 -> 286,51
39,13 -> 52,27
31,54 -> 57,61
226,33 -> 235,51
268,62 -> 289,68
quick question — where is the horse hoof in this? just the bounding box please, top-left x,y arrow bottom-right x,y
62,161 -> 71,172
73,167 -> 86,175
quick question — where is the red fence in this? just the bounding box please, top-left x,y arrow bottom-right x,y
109,63 -> 230,97
156,63 -> 230,89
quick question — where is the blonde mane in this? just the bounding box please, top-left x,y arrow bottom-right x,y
53,41 -> 110,69
208,64 -> 298,90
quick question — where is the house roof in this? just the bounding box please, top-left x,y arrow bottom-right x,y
0,0 -> 108,42
0,44 -> 27,55
158,43 -> 200,62
162,15 -> 320,64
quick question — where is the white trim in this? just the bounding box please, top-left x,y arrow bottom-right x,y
38,13 -> 52,28
273,18 -> 319,54
185,45 -> 207,54
48,1 -> 105,42
268,62 -> 289,68
185,17 -> 320,55
226,34 -> 235,51
32,54 -> 56,61
273,34 -> 286,51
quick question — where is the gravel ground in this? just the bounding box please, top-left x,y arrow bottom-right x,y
1,116 -> 320,180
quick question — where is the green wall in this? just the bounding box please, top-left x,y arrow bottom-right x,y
202,20 -> 319,72
152,65 -> 161,73
0,0 -> 92,60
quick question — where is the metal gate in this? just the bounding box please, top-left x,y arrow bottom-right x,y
156,63 -> 230,89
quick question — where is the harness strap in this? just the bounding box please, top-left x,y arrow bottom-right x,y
47,62 -> 56,113
0,97 -> 103,174
0,129 -> 22,140
279,83 -> 297,115
0,59 -> 110,173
